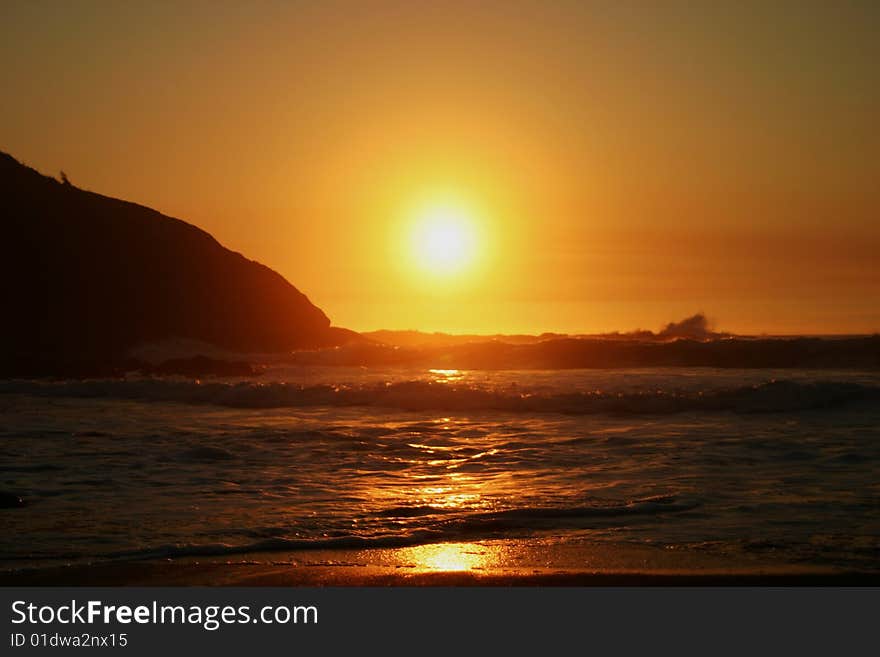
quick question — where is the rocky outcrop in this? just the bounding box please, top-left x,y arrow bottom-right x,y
0,151 -> 351,375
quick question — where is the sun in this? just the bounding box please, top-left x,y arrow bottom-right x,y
410,202 -> 478,276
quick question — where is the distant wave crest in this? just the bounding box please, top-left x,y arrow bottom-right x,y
2,378 -> 877,414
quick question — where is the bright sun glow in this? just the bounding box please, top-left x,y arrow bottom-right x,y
410,203 -> 478,276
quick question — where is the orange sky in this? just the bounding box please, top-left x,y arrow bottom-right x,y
2,1 -> 878,334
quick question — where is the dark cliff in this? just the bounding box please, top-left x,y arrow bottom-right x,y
0,152 -> 347,375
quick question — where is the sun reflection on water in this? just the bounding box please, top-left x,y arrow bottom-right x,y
429,369 -> 465,383
405,542 -> 491,572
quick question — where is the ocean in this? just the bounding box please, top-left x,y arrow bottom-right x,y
2,366 -> 879,573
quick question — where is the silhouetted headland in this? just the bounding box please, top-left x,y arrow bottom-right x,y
0,152 -> 358,376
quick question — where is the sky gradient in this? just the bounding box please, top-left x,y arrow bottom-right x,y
2,1 -> 878,334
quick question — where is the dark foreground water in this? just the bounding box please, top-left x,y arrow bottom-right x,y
1,366 -> 878,572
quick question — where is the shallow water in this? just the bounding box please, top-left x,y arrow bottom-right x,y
2,366 -> 879,572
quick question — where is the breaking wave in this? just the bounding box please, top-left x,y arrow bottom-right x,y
2,377 -> 878,415
5,495 -> 698,563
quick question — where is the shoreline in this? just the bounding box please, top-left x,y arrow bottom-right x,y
4,562 -> 878,587
3,540 -> 877,586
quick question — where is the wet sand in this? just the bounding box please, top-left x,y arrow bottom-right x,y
3,539 -> 877,586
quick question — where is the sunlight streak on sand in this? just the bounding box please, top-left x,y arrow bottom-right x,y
405,542 -> 492,572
